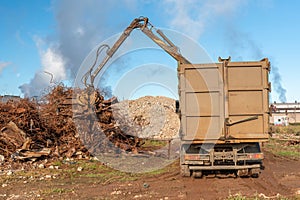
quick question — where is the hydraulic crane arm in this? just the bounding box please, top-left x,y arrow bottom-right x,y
83,17 -> 190,87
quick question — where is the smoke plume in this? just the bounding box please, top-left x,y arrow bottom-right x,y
19,0 -> 138,97
271,63 -> 287,103
225,27 -> 287,103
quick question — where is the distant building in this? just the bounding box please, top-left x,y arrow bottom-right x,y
270,101 -> 300,125
0,95 -> 21,103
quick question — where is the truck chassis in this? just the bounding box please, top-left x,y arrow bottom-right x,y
180,142 -> 263,178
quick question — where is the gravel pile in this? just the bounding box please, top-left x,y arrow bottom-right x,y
112,96 -> 180,140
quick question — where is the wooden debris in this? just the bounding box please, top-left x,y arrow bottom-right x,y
0,84 -> 142,161
0,121 -> 27,157
12,148 -> 51,161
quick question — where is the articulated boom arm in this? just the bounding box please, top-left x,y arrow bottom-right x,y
83,17 -> 190,87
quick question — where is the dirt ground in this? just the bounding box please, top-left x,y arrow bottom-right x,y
0,149 -> 299,200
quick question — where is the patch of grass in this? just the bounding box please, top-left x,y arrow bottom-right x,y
0,169 -> 49,184
74,160 -> 107,171
277,150 -> 300,157
144,167 -> 168,176
42,187 -> 71,195
142,139 -> 167,148
83,173 -> 106,178
270,125 -> 300,135
63,168 -> 76,173
52,160 -> 62,167
264,138 -> 300,160
80,169 -> 139,183
70,160 -> 139,182
85,161 -> 172,181
80,162 -> 98,170
58,160 -> 107,179
51,188 -> 66,194
15,170 -> 41,179
226,193 -> 247,200
105,169 -> 121,175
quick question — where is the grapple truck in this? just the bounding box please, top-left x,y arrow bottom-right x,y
82,17 -> 270,178
178,57 -> 270,178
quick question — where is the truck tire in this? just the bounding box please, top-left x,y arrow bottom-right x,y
180,165 -> 191,177
192,170 -> 202,178
251,173 -> 259,178
237,169 -> 249,177
249,168 -> 260,178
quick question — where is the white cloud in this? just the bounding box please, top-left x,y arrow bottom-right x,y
19,36 -> 67,97
163,0 -> 245,40
34,36 -> 67,82
41,47 -> 66,81
0,61 -> 11,75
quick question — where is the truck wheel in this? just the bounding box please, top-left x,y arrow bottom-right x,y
181,165 -> 191,177
251,173 -> 259,178
249,168 -> 260,178
237,169 -> 249,177
192,170 -> 202,178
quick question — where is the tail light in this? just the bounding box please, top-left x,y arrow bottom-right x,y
247,153 -> 264,159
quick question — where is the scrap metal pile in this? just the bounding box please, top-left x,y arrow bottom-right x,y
0,85 -> 140,162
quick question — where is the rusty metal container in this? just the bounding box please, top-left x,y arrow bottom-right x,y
178,58 -> 270,143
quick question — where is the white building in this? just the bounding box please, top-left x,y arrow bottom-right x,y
270,101 -> 300,125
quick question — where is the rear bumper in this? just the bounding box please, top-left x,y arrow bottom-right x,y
183,152 -> 264,163
188,164 -> 261,170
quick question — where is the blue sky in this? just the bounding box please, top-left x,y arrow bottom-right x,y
0,0 -> 299,102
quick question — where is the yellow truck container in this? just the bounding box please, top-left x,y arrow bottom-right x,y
178,57 -> 270,178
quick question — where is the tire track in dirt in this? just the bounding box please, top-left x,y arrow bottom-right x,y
139,150 -> 299,199
0,150 -> 298,200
